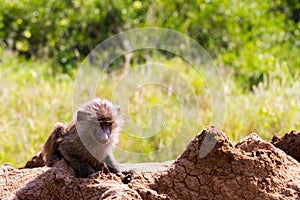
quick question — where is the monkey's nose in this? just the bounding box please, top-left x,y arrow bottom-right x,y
97,132 -> 109,144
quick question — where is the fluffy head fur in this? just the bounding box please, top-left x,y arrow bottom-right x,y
75,98 -> 123,146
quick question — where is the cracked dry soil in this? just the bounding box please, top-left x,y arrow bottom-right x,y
0,126 -> 299,200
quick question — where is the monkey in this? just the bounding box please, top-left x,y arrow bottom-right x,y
42,98 -> 123,178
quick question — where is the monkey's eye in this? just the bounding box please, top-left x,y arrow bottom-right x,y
97,118 -> 107,122
98,118 -> 114,124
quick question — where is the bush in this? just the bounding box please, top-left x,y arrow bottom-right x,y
0,0 -> 298,89
142,0 -> 299,90
0,0 -> 124,72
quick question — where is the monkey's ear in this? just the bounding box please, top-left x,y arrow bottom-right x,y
114,105 -> 121,115
77,110 -> 87,122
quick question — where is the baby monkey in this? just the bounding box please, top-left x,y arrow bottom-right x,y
42,98 -> 123,178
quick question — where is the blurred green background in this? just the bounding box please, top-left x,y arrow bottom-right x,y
0,0 -> 299,166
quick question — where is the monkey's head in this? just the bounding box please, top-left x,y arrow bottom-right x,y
75,98 -> 122,145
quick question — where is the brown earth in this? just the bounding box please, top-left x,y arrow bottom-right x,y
0,127 -> 299,200
271,130 -> 300,162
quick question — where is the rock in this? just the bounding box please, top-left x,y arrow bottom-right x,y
1,126 -> 299,199
271,130 -> 300,162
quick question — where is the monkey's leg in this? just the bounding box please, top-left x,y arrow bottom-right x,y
42,123 -> 64,166
76,161 -> 95,178
64,155 -> 95,178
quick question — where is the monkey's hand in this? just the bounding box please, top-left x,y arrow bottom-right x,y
119,169 -> 136,184
88,162 -> 112,178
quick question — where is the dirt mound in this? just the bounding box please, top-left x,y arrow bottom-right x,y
1,126 -> 299,199
271,130 -> 300,162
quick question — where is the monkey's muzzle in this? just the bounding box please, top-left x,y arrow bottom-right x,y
95,129 -> 110,144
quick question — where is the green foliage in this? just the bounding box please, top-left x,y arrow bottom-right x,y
144,0 -> 299,90
0,0 -> 298,89
0,0 -> 124,72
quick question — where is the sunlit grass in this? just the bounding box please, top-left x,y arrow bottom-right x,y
0,51 -> 299,167
224,83 -> 300,143
0,51 -> 74,166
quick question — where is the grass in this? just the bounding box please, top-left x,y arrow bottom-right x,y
0,51 -> 74,166
0,50 -> 299,167
224,79 -> 300,142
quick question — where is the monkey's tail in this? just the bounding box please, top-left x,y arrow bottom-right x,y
42,122 -> 64,166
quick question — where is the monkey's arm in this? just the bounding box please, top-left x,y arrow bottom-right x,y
105,153 -> 135,184
104,152 -> 120,174
58,133 -> 96,178
42,123 -> 64,166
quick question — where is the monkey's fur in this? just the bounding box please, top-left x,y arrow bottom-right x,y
42,98 -> 123,178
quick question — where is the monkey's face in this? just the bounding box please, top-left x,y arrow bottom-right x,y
76,99 -> 121,145
95,117 -> 115,144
